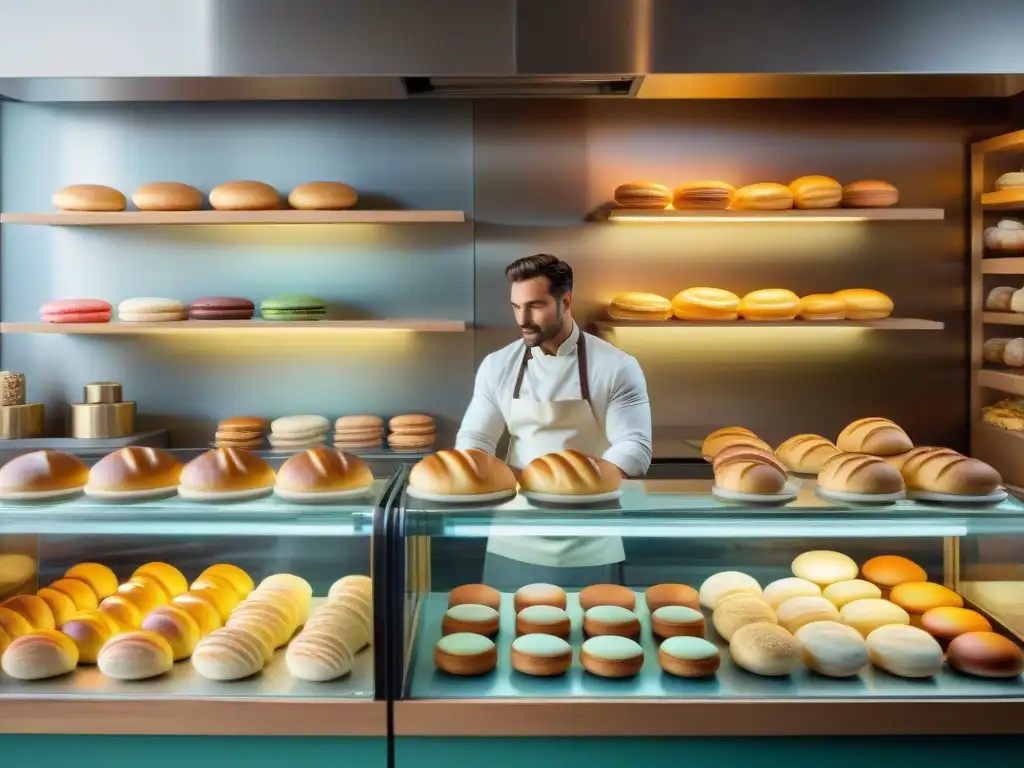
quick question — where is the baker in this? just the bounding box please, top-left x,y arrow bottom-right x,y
456,254 -> 653,590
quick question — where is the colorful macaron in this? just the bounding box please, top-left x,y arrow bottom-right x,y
189,297 -> 255,321
39,299 -> 112,324
118,297 -> 187,322
260,294 -> 326,321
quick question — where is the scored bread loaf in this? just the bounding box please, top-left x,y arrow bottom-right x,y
614,182 -> 672,209
86,447 -> 183,494
712,444 -> 787,475
884,446 -> 950,473
738,289 -> 800,321
714,456 -> 787,495
608,292 -> 673,321
817,453 -> 905,495
701,427 -> 770,460
899,448 -> 1001,496
520,450 -> 622,495
730,182 -> 794,211
178,447 -> 276,498
409,449 -> 517,496
836,417 -> 913,456
789,175 -> 842,209
0,450 -> 89,499
986,287 -> 1017,312
775,434 -> 840,474
671,287 -> 740,321
274,446 -> 373,494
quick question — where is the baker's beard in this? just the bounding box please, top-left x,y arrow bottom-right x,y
520,307 -> 563,348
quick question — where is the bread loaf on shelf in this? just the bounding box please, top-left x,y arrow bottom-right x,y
209,181 -> 280,211
672,181 -> 735,210
832,289 -> 894,320
775,434 -> 840,475
986,286 -> 1017,311
409,449 -> 517,496
798,294 -> 846,321
608,293 -> 673,321
701,427 -> 771,460
899,448 -> 1001,496
817,453 -> 905,495
671,287 -> 740,321
994,172 -> 1024,191
86,447 -> 183,495
275,446 -> 374,494
789,175 -> 842,209
0,450 -> 89,499
714,455 -> 787,495
131,182 -> 204,212
192,626 -> 266,680
178,447 -> 276,499
712,444 -> 787,475
738,289 -> 800,321
1,629 -> 79,679
983,337 -> 1013,365
52,184 -> 127,212
613,182 -> 672,209
1005,338 -> 1024,368
288,181 -> 358,211
520,450 -> 622,496
836,417 -> 913,456
96,630 -> 174,680
985,220 -> 1024,251
841,180 -> 898,208
731,183 -> 794,211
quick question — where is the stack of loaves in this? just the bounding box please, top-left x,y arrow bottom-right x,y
984,219 -> 1024,251
703,427 -> 789,496
269,415 -> 329,451
983,336 -> 1024,368
286,574 -> 373,681
984,285 -> 1024,315
334,415 -> 385,450
387,414 -> 436,452
672,181 -> 736,210
214,416 -> 268,451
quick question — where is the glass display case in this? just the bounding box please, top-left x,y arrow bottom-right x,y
391,474 -> 1024,741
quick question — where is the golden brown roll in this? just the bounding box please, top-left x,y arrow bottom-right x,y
1,629 -> 78,679
701,427 -> 770,460
97,630 -> 174,680
644,583 -> 700,613
61,612 -> 115,663
288,181 -> 358,210
192,626 -> 266,680
947,631 -> 1024,678
0,450 -> 89,500
85,447 -> 183,498
889,582 -> 963,615
841,180 -> 899,208
672,181 -> 735,210
172,592 -> 223,636
860,555 -> 927,590
738,289 -> 800,321
798,293 -> 846,321
775,434 -> 840,474
50,578 -> 99,611
884,446 -> 949,473
3,594 -> 55,631
200,564 -> 254,599
286,629 -> 355,681
789,175 -> 842,209
98,594 -> 144,631
671,287 -> 740,321
0,553 -> 36,595
274,446 -> 374,496
994,172 -> 1024,191
0,605 -> 33,639
714,456 -> 788,495
832,289 -> 894,320
613,181 -> 672,209
142,604 -> 201,660
116,577 -> 169,614
822,579 -> 881,608
731,182 -> 794,211
836,417 -> 913,456
817,453 -> 905,495
712,445 -> 787,475
607,292 -> 673,321
448,584 -> 501,611
900,450 -> 1002,496
133,562 -> 188,598
409,449 -> 517,496
37,587 -> 77,628
190,577 -> 241,621
131,182 -> 204,211
920,607 -> 992,641
209,180 -> 280,211
520,450 -> 621,496
65,563 -> 118,601
52,184 -> 126,212
178,447 -> 276,500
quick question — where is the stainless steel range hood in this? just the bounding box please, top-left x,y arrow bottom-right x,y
2,0 -> 1024,101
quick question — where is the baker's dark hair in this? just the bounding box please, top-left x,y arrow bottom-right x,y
504,254 -> 573,298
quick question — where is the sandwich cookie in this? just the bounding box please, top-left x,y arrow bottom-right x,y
514,583 -> 567,612
511,633 -> 572,676
516,605 -> 571,638
579,584 -> 636,611
434,632 -> 497,676
334,415 -> 385,450
645,583 -> 700,613
215,416 -> 268,450
583,605 -> 641,639
672,181 -> 735,211
658,636 -> 720,677
580,635 -> 644,677
270,414 -> 330,450
118,297 -> 187,323
260,294 -> 326,321
387,414 -> 436,451
613,181 -> 672,209
189,297 -> 255,321
442,604 -> 500,637
39,298 -> 112,324
652,605 -> 706,639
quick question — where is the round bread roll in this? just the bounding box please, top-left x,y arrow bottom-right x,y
798,293 -> 846,321
192,626 -> 266,680
275,446 -> 373,496
701,427 -> 769,460
179,448 -> 275,500
65,562 -> 119,600
762,577 -> 821,609
860,555 -> 927,590
448,583 -> 501,611
644,583 -> 699,613
209,181 -> 280,211
995,172 -> 1024,191
286,629 -> 355,681
607,292 -> 673,321
1005,337 -> 1024,368
986,286 -> 1017,311
117,578 -> 169,614
789,175 -> 842,209
258,573 -> 313,607
2,630 -> 79,679
818,453 -> 905,495
775,434 -> 839,474
840,598 -> 910,637
792,550 -> 858,587
2,594 -> 55,631
836,417 -> 912,456
947,631 -> 1024,678
795,621 -> 868,677
714,456 -> 787,495
866,624 -> 943,677
822,579 -> 882,608
983,337 -> 1013,364
1011,288 -> 1024,314
288,181 -> 357,210
520,450 -> 621,496
200,564 -> 254,599
776,595 -> 840,633
0,606 -> 33,640
900,450 -> 1001,496
731,182 -> 794,211
98,595 -> 144,631
729,622 -> 801,675
920,607 -> 992,641
37,587 -> 77,628
832,289 -> 894,321
0,450 -> 89,500
841,180 -> 899,208
131,182 -> 204,211
52,184 -> 126,212
97,630 -> 174,680
409,449 -> 517,496
672,181 -> 735,211
61,612 -> 115,663
986,227 -> 1024,251
510,633 -> 573,676
712,445 -> 786,475
86,447 -> 183,498
712,596 -> 776,641
613,181 -> 672,209
699,571 -> 761,609
142,605 -> 201,660
579,584 -> 635,611
514,583 -> 567,612
737,289 -> 800,321
889,582 -> 963,616
671,287 -> 741,321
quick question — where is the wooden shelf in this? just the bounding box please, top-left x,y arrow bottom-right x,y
983,312 -> 1024,325
977,369 -> 1024,396
981,190 -> 1024,211
0,210 -> 466,226
0,319 -> 466,334
606,208 -> 945,222
596,318 -> 944,331
974,129 -> 1024,156
982,257 -> 1024,274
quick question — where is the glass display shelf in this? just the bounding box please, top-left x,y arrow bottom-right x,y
401,479 -> 1024,538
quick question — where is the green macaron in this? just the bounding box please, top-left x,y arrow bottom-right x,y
260,294 -> 327,321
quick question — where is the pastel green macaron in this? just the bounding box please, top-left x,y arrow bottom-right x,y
260,294 -> 327,321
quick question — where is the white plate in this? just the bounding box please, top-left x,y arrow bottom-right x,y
84,486 -> 178,502
274,486 -> 373,503
521,489 -> 624,504
907,488 -> 1009,504
816,487 -> 906,504
177,486 -> 273,502
0,485 -> 85,501
406,487 -> 517,504
712,481 -> 799,504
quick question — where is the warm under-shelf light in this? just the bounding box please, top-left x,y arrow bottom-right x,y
611,213 -> 871,223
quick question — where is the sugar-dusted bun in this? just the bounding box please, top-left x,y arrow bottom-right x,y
200,564 -> 254,598
61,612 -> 115,663
98,595 -> 143,631
731,182 -> 794,211
275,446 -> 374,495
286,629 -> 355,681
832,289 -> 894,320
701,427 -> 769,460
613,181 -> 672,209
409,449 -> 517,496
2,594 -> 55,631
229,601 -> 294,648
179,448 -> 276,499
712,445 -> 786,475
672,181 -> 735,210
841,180 -> 899,208
866,624 -> 942,677
860,555 -> 927,590
97,630 -> 174,680
520,450 -> 621,496
712,596 -> 776,642
192,626 -> 266,680
836,417 -> 912,456
65,562 -> 119,600
947,631 -> 1024,678
86,447 -> 183,496
131,182 -> 204,211
714,456 -> 787,495
699,571 -> 761,610
142,605 -> 201,660
171,593 -> 221,636
258,573 -> 313,606
288,181 -> 357,211
209,180 -> 280,211
134,562 -> 188,598
0,450 -> 89,499
789,175 -> 842,209
671,287 -> 741,321
607,292 -> 673,321
798,293 -> 846,321
994,172 -> 1024,191
52,184 -> 126,212
775,434 -> 840,474
795,621 -> 868,677
738,289 -> 800,321
818,453 -> 905,495
2,629 -> 79,679
901,450 -> 1002,496
729,622 -> 802,676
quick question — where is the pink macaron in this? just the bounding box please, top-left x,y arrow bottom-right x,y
39,298 -> 113,323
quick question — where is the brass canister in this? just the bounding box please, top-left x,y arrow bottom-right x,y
69,402 -> 136,438
84,382 -> 123,404
0,403 -> 45,439
1,372 -> 26,407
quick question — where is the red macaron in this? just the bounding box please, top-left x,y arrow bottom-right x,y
188,297 -> 255,320
39,298 -> 112,323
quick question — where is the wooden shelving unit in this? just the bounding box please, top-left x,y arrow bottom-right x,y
596,318 -> 943,332
0,320 -> 466,334
981,190 -> 1024,211
982,257 -> 1024,274
0,210 -> 467,226
983,312 -> 1024,326
606,208 -> 944,223
976,370 -> 1024,397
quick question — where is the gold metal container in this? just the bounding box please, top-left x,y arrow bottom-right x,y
0,403 -> 45,439
1,372 -> 26,407
69,402 -> 136,439
84,382 -> 123,404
